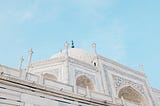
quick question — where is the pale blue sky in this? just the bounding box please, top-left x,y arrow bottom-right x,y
0,0 -> 160,89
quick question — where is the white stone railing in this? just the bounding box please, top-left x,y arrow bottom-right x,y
125,100 -> 142,106
43,78 -> 74,93
115,98 -> 123,105
25,73 -> 74,93
25,73 -> 39,83
0,65 -> 74,93
90,91 -> 112,102
76,86 -> 113,103
0,65 -> 117,104
76,86 -> 87,96
0,64 -> 20,78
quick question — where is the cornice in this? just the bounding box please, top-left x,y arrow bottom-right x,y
31,58 -> 65,66
98,55 -> 146,77
30,56 -> 98,71
103,65 -> 145,82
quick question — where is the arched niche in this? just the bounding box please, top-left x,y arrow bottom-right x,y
43,73 -> 57,81
118,86 -> 148,106
76,75 -> 94,90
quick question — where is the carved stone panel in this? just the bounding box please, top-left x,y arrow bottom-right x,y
113,75 -> 144,96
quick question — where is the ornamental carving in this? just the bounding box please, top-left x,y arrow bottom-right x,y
113,75 -> 144,95
103,65 -> 144,82
103,65 -> 156,106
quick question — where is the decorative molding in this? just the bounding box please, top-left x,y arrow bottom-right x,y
99,55 -> 146,77
103,65 -> 145,82
103,65 -> 156,106
31,58 -> 65,67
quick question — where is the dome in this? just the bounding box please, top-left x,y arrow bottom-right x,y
51,48 -> 95,64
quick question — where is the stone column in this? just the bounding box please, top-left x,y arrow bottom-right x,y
63,42 -> 69,84
121,96 -> 125,106
64,42 -> 69,58
86,86 -> 91,98
18,56 -> 25,79
92,43 -> 105,93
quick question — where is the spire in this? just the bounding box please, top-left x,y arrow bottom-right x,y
92,43 -> 97,55
71,40 -> 75,48
27,48 -> 33,71
64,41 -> 69,49
18,56 -> 24,70
64,42 -> 69,58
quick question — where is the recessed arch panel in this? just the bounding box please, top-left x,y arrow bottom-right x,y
43,73 -> 57,81
76,75 -> 94,90
118,86 -> 148,106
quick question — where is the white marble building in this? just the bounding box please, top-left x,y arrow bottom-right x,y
0,42 -> 160,106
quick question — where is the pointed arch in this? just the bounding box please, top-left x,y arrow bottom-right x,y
76,75 -> 94,90
118,86 -> 148,106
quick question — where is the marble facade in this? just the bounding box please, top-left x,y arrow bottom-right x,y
0,43 -> 159,106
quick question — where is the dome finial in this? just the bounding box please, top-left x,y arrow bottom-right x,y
71,40 -> 75,48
